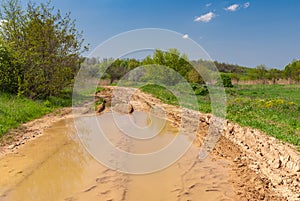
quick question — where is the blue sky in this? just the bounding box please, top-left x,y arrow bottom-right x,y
19,0 -> 300,69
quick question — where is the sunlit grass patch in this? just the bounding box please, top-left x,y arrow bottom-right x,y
0,90 -> 73,137
141,84 -> 300,146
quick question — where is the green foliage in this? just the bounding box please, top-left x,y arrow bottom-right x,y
45,91 -> 73,107
213,61 -> 248,73
190,83 -> 208,95
0,0 -> 87,98
0,42 -> 20,93
0,92 -> 49,136
284,60 -> 300,82
94,97 -> 104,110
141,84 -> 300,146
186,69 -> 204,84
140,84 -> 179,106
141,55 -> 153,65
106,59 -> 133,83
141,64 -> 183,86
218,74 -> 233,87
0,90 -> 72,137
255,65 -> 267,80
266,68 -> 283,84
102,49 -> 194,86
151,49 -> 192,79
93,52 -> 300,86
230,73 -> 240,83
103,58 -> 143,83
43,100 -> 52,107
132,49 -> 193,86
96,87 -> 104,93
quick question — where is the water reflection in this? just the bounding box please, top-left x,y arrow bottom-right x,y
75,112 -> 193,174
0,112 -> 233,201
1,119 -> 92,201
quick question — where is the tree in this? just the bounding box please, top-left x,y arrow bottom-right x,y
284,60 -> 300,83
0,0 -> 87,98
152,49 -> 165,65
106,59 -> 126,84
186,69 -> 204,84
247,64 -> 268,83
266,68 -> 282,84
255,64 -> 267,83
128,59 -> 140,70
217,74 -> 233,87
0,40 -> 20,93
231,73 -> 240,85
148,49 -> 193,81
141,55 -> 153,65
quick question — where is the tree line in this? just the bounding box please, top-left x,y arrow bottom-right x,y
0,0 -> 87,99
0,0 -> 299,101
84,50 -> 300,88
215,61 -> 300,84
83,48 -> 236,88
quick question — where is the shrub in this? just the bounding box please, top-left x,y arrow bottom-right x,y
190,83 -> 209,96
217,74 -> 233,87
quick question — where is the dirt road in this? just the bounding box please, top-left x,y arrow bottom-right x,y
0,86 -> 299,200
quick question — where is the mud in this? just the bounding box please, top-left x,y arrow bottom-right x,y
96,86 -> 299,200
1,113 -> 234,201
0,86 -> 299,200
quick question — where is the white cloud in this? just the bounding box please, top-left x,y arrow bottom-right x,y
244,2 -> 250,8
182,34 -> 189,39
194,12 -> 215,23
206,3 -> 212,7
225,4 -> 239,11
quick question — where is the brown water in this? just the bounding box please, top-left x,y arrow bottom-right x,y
0,112 -> 234,201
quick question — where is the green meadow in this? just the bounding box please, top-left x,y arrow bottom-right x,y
141,84 -> 300,146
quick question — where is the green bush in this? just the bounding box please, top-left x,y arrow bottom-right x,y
190,83 -> 209,96
218,74 -> 233,88
0,44 -> 20,93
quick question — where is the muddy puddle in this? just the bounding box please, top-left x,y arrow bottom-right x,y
0,112 -> 234,201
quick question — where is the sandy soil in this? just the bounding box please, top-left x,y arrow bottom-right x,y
0,86 -> 299,200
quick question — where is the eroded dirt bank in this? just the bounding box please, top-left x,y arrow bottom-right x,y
0,86 -> 299,200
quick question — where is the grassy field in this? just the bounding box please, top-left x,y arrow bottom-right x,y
141,84 -> 300,147
0,90 -> 72,138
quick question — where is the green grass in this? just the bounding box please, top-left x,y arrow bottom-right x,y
140,84 -> 215,112
140,84 -> 300,147
226,85 -> 300,146
0,89 -> 73,138
140,85 -> 179,106
96,86 -> 104,93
